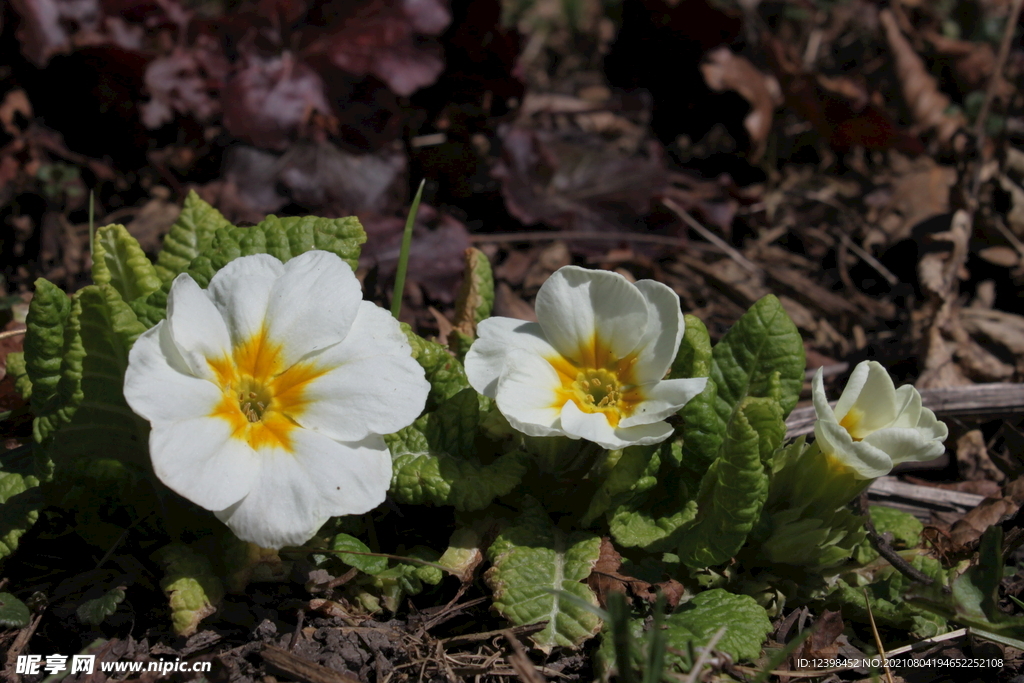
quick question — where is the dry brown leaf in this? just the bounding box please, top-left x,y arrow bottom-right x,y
879,9 -> 967,144
700,47 -> 782,162
924,30 -> 1009,97
494,282 -> 537,322
956,430 -> 1006,483
585,537 -> 685,608
978,246 -> 1021,268
864,157 -> 956,249
948,496 -> 1019,548
0,89 -> 32,138
960,307 -> 1024,363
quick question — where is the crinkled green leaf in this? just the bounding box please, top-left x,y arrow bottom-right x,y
438,523 -> 487,582
853,507 -> 923,564
154,543 -> 224,636
153,190 -> 232,282
0,592 -> 30,628
663,589 -> 772,669
402,325 -> 471,409
485,500 -> 603,652
710,294 -> 804,421
24,279 -> 79,442
77,587 -> 125,626
584,445 -> 661,526
91,224 -> 161,302
387,388 -> 527,511
137,214 -> 367,326
42,285 -> 149,467
762,504 -> 867,570
678,397 -> 775,568
5,352 -> 31,400
608,502 -> 697,550
0,467 -> 41,562
671,314 -> 713,380
332,533 -> 388,575
830,554 -> 949,639
597,589 -> 771,677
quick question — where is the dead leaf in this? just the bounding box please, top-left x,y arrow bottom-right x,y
949,496 -> 1019,548
522,241 -> 570,293
978,246 -> 1020,268
879,9 -> 966,144
956,430 -> 1006,483
0,90 -> 32,138
585,537 -> 685,608
305,0 -> 450,97
139,39 -> 230,129
700,47 -> 782,162
222,52 -> 332,151
865,156 -> 956,249
493,282 -> 536,322
9,0 -> 103,66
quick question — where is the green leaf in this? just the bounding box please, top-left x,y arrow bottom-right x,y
367,546 -> 444,612
671,314 -> 713,379
76,587 -> 125,625
677,397 -> 775,568
709,294 -> 804,420
331,533 -> 388,575
42,285 -> 149,467
153,543 -> 224,636
584,446 -> 662,526
485,500 -> 603,652
662,589 -> 772,669
91,224 -> 161,302
0,592 -> 30,628
23,279 -> 78,438
5,352 -> 31,400
0,468 -> 42,562
853,507 -> 923,564
608,502 -> 698,551
402,325 -> 471,409
153,190 -> 232,282
387,388 -> 528,511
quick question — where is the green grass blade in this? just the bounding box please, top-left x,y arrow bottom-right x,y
390,179 -> 426,319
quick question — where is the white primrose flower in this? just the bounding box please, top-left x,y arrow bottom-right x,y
812,360 -> 947,480
124,251 -> 429,549
465,266 -> 707,450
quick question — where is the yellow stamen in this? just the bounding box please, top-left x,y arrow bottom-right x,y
548,335 -> 643,427
208,325 -> 330,452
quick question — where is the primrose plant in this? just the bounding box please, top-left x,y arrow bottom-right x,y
0,192 -> 963,673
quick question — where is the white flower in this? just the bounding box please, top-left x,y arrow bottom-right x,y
124,251 -> 429,549
812,360 -> 947,479
465,266 -> 707,450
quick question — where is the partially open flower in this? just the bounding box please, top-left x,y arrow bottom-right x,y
124,251 -> 429,549
465,266 -> 707,449
812,361 -> 947,479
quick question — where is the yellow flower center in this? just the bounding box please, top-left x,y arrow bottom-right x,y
207,326 -> 329,452
547,336 -> 643,427
839,407 -> 865,441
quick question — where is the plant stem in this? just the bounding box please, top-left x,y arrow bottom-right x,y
390,179 -> 426,319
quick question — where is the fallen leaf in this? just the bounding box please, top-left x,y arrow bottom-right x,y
880,9 -> 967,144
949,496 -> 1019,548
493,282 -> 536,322
9,0 -> 103,66
222,52 -> 332,151
139,39 -> 230,129
700,47 -> 782,162
585,537 -> 685,608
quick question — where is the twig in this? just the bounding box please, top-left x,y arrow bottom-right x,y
262,645 -> 363,683
970,0 -> 1024,204
441,622 -> 548,649
0,329 -> 26,341
832,228 -> 899,286
856,493 -> 940,589
502,631 -> 547,683
289,609 -> 305,651
682,626 -> 727,683
862,588 -> 895,683
662,197 -> 760,274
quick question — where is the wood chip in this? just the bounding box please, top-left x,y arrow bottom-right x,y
261,645 -> 364,683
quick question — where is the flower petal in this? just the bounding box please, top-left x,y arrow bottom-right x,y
534,266 -> 647,365
811,367 -> 836,422
215,432 -> 391,548
124,322 -> 224,423
465,317 -> 559,397
560,400 -> 673,448
291,302 -> 429,441
265,251 -> 363,368
149,417 -> 258,511
815,420 -> 892,479
207,253 -> 284,345
494,350 -> 565,438
630,280 -> 685,383
165,274 -> 232,380
834,361 -> 897,438
889,385 -> 923,429
618,377 -> 708,427
862,427 -> 946,467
